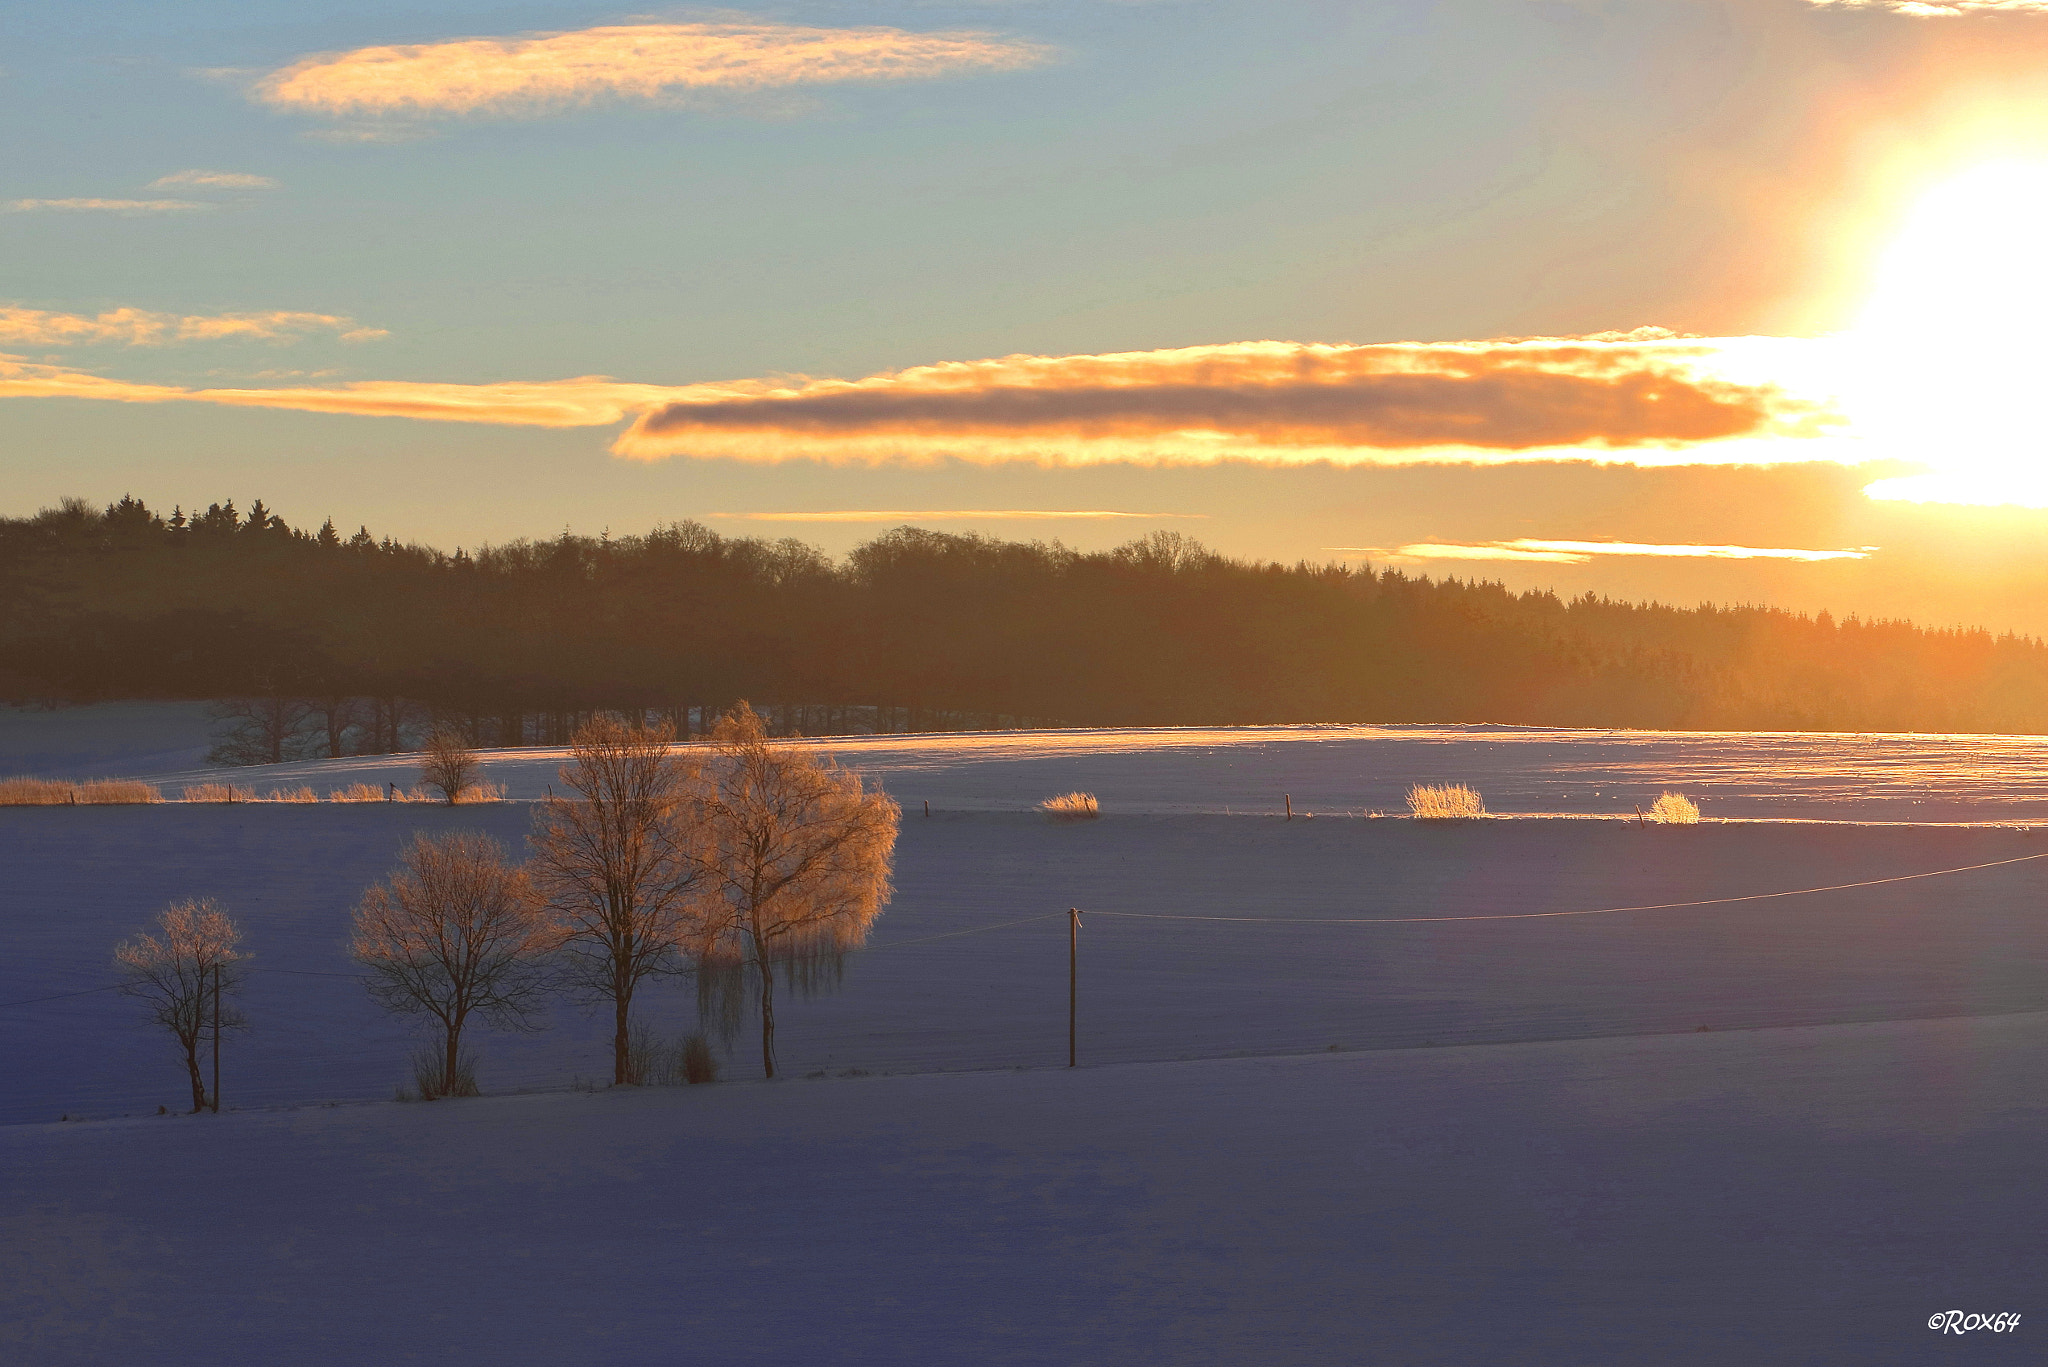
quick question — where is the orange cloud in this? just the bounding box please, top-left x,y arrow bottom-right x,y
254,22 -> 1049,119
616,334 -> 1838,465
711,509 -> 1206,522
0,358 -> 673,426
1347,540 -> 1873,565
1807,2 -> 2048,13
0,333 -> 1846,468
0,308 -> 384,347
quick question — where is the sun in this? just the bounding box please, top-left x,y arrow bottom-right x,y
1850,158 -> 2048,506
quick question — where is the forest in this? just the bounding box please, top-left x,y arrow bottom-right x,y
7,493 -> 2048,755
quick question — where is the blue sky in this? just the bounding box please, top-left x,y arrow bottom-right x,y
10,1 -> 2048,630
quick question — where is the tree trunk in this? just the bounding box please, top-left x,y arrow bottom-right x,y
613,987 -> 631,1085
183,1035 -> 206,1114
757,951 -> 777,1079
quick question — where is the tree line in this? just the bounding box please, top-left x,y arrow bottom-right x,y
114,707 -> 899,1112
13,493 -> 2048,737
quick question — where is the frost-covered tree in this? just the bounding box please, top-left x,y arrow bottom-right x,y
114,899 -> 249,1114
693,702 -> 899,1079
530,715 -> 708,1085
419,726 -> 482,804
352,832 -> 549,1097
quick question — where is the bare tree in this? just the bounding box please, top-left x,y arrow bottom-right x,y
206,695 -> 314,766
694,702 -> 899,1079
113,899 -> 249,1113
529,715 -> 707,1085
419,726 -> 482,804
307,694 -> 362,758
351,832 -> 550,1097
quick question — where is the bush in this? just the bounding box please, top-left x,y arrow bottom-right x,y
1648,792 -> 1701,824
683,1033 -> 719,1085
1407,783 -> 1485,820
622,1027 -> 721,1086
410,1044 -> 480,1099
1040,791 -> 1100,821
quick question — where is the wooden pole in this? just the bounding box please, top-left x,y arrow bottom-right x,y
1285,793 -> 1292,821
1068,908 -> 1081,1068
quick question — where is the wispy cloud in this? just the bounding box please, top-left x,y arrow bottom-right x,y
710,509 -> 1206,522
0,358 -> 672,425
0,308 -> 384,347
1342,539 -> 1873,565
147,170 -> 279,190
6,198 -> 207,214
1805,1 -> 2048,14
0,332 -> 1844,468
253,22 -> 1049,120
617,333 -> 1837,465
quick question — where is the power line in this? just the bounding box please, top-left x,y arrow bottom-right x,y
1086,849 -> 2048,926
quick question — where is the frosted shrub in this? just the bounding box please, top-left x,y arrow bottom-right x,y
181,782 -> 257,804
1040,792 -> 1100,821
1649,792 -> 1701,824
1407,783 -> 1485,820
452,781 -> 506,804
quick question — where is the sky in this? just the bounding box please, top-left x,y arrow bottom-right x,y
11,1 -> 2048,633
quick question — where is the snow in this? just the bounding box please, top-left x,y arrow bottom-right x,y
4,1016 -> 2041,1364
6,722 -> 2047,1361
16,702 -> 2048,820
0,700 -> 215,778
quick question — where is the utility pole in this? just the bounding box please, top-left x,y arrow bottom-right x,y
1069,907 -> 1081,1068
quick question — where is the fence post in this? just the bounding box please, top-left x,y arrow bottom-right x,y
1069,907 -> 1081,1068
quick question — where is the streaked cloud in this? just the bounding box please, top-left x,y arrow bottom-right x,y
6,198 -> 207,214
0,308 -> 385,347
710,509 -> 1206,522
616,333 -> 1838,465
1805,1 -> 2048,13
0,358 -> 675,426
1343,539 -> 1874,566
0,332 -> 1848,469
147,170 -> 279,190
253,22 -> 1049,120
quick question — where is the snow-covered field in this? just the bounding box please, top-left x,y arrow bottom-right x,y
5,712 -> 2046,1362
17,700 -> 2048,821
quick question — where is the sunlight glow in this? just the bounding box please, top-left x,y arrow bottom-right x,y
1849,159 -> 2048,505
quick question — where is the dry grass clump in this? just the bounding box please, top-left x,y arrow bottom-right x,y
1648,792 -> 1701,824
0,777 -> 76,804
1407,783 -> 1485,820
78,779 -> 163,804
265,786 -> 320,803
0,776 -> 163,804
1040,791 -> 1100,820
181,782 -> 258,804
327,783 -> 389,803
451,781 -> 506,804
